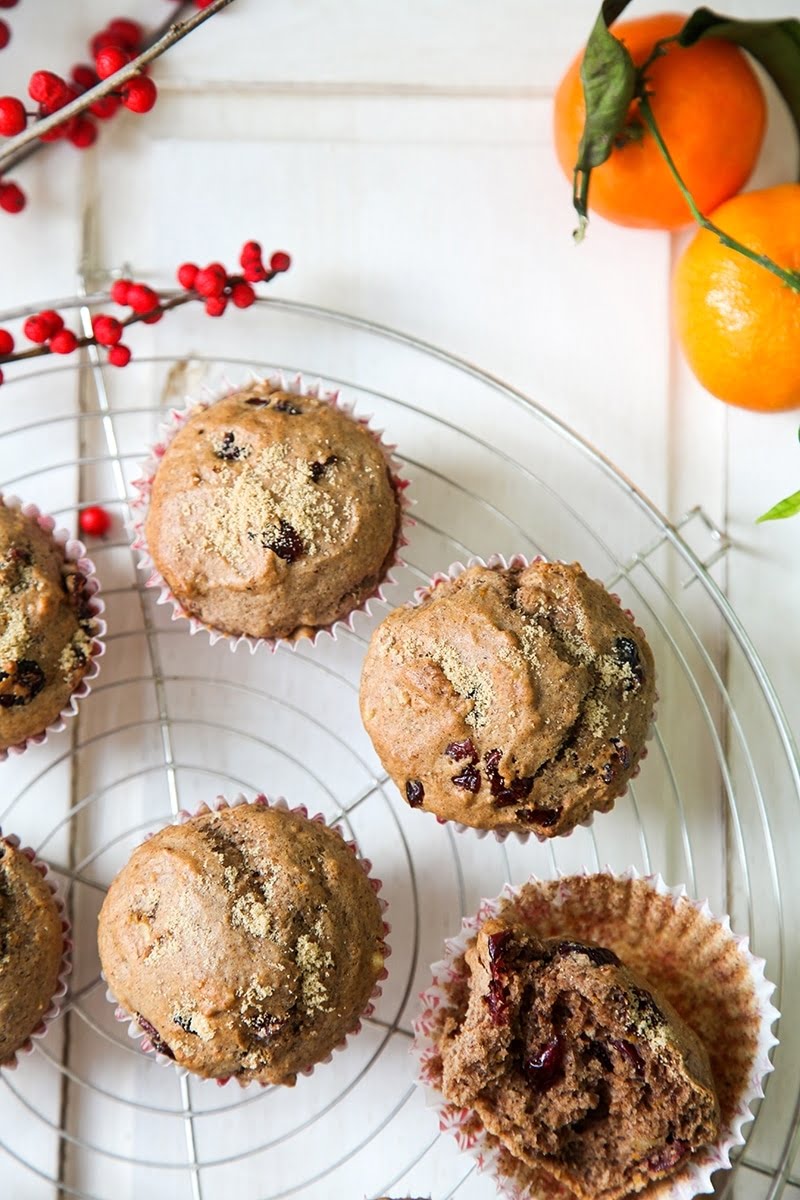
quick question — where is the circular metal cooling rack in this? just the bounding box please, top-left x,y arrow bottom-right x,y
0,295 -> 797,1200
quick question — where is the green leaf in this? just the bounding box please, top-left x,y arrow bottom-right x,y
756,489 -> 800,523
573,0 -> 637,240
678,9 -> 800,169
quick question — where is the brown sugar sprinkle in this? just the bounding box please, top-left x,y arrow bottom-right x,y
296,933 -> 334,1014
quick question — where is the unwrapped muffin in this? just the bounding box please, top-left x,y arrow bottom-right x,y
141,380 -> 403,642
438,916 -> 719,1200
360,559 -> 655,838
0,502 -> 100,753
97,800 -> 387,1085
0,836 -> 66,1064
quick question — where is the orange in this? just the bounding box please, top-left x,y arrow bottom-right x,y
553,12 -> 766,230
674,185 -> 800,412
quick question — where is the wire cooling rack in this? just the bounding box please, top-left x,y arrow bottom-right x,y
0,294 -> 797,1200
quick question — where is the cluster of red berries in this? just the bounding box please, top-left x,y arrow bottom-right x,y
0,0 -> 18,54
176,244 -> 292,317
0,15 -> 158,214
0,242 -> 291,385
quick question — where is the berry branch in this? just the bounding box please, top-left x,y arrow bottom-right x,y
0,0 -> 235,210
0,241 -> 290,384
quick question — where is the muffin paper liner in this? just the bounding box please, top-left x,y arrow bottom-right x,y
130,372 -> 413,654
0,832 -> 73,1070
410,553 -> 656,844
0,494 -> 107,761
411,868 -> 779,1200
104,793 -> 391,1088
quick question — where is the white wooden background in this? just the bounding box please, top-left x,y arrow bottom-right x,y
0,2 -> 799,1198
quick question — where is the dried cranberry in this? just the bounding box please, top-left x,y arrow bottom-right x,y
173,1013 -> 197,1035
135,1014 -> 175,1059
245,397 -> 268,406
484,977 -> 510,1026
610,1037 -> 645,1076
483,748 -> 533,807
452,763 -> 481,793
483,747 -> 502,773
246,1011 -> 285,1040
631,986 -> 664,1027
273,399 -> 302,414
262,520 -> 304,563
445,738 -> 477,762
523,1035 -> 565,1091
215,430 -> 246,461
6,547 -> 30,565
601,761 -> 616,785
644,1139 -> 690,1175
0,659 -> 45,708
309,454 -> 337,482
515,807 -> 560,827
609,736 -> 631,768
405,779 -> 425,807
614,636 -> 644,687
556,941 -> 620,967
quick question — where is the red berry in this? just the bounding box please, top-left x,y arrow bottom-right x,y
142,311 -> 163,325
0,181 -> 24,213
50,330 -> 78,355
28,71 -> 70,108
90,94 -> 120,120
0,21 -> 9,51
79,505 -> 112,537
23,315 -> 51,343
231,282 -> 256,309
177,262 -> 199,289
195,0 -> 216,8
243,261 -> 267,283
126,284 -> 159,313
110,279 -> 131,304
270,251 -> 291,273
95,46 -> 129,80
69,117 -> 97,149
194,264 -> 227,298
39,310 -> 64,336
240,241 -> 262,265
0,329 -> 12,354
205,296 -> 227,317
0,98 -> 26,136
122,77 -> 157,114
90,30 -> 124,57
71,64 -> 98,91
92,315 -> 123,346
108,344 -> 131,367
0,369 -> 4,385
0,1 -> 18,9
108,19 -> 143,50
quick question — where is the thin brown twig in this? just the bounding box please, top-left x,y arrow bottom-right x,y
0,0 -> 236,176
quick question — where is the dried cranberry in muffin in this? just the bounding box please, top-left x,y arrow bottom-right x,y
143,381 -> 403,641
359,560 -> 656,837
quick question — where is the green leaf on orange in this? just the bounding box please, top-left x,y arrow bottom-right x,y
573,0 -> 637,241
677,9 -> 800,165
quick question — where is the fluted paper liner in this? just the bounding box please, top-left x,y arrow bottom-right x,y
130,372 -> 412,654
0,495 -> 106,760
0,832 -> 73,1070
410,553 -> 656,844
412,868 -> 779,1200
105,793 -> 390,1087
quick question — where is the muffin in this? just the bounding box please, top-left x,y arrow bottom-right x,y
0,502 -> 99,753
0,836 -> 66,1064
360,559 -> 655,838
141,379 -> 403,641
414,871 -> 779,1200
97,800 -> 387,1085
437,917 -> 719,1200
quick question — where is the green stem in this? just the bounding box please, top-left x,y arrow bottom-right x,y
637,90 -> 800,294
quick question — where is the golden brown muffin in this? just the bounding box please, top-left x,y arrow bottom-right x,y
97,803 -> 387,1085
359,561 -> 655,837
0,838 -> 65,1063
143,381 -> 402,640
436,916 -> 719,1200
0,504 -> 98,752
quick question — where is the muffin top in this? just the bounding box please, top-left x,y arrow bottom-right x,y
97,803 -> 386,1085
144,382 -> 402,640
0,838 -> 65,1063
359,561 -> 656,837
0,504 -> 97,752
437,916 -> 719,1200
